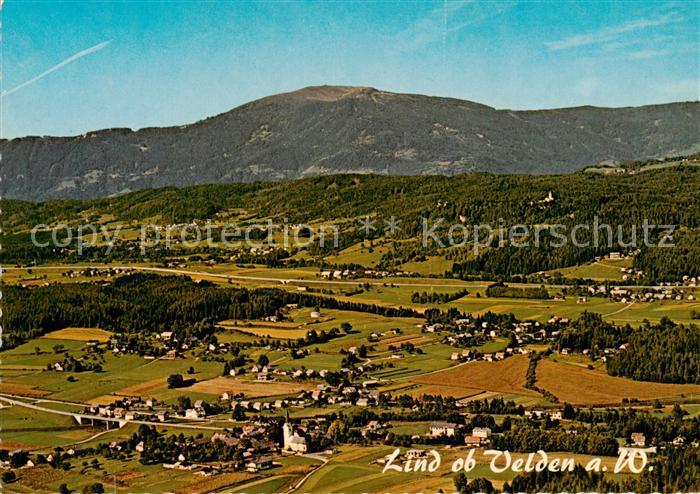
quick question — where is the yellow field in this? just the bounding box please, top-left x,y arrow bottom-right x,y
112,378 -> 168,397
537,359 -> 700,405
403,384 -> 486,399
86,394 -> 125,405
0,382 -> 51,397
187,376 -> 316,397
380,334 -> 433,347
412,355 -> 539,398
42,327 -> 113,342
173,472 -> 256,494
217,321 -> 310,339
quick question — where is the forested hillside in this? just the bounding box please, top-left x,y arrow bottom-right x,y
4,162 -> 700,280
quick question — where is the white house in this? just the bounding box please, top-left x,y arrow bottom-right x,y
429,421 -> 457,437
631,432 -> 646,447
246,456 -> 273,472
472,427 -> 491,439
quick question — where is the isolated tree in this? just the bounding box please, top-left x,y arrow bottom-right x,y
672,403 -> 687,420
453,472 -> 469,493
167,374 -> 184,389
9,451 -> 28,468
464,478 -> 494,494
2,471 -> 17,483
327,419 -> 348,443
232,404 -> 247,421
82,483 -> 104,494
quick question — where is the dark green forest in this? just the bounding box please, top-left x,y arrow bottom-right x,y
606,319 -> 700,384
555,312 -> 700,384
3,164 -> 700,280
2,273 -> 419,349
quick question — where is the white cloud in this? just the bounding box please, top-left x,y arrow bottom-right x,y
545,13 -> 682,51
628,48 -> 672,59
2,40 -> 112,98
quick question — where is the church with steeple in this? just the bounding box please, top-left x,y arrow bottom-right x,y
282,410 -> 308,453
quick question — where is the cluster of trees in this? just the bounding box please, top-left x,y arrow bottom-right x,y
451,240 -> 607,280
166,374 -> 189,389
572,406 -> 699,444
299,327 -> 343,346
553,313 -> 699,385
634,229 -> 700,280
424,307 -> 466,324
554,311 -> 631,354
504,447 -> 700,493
522,352 -> 558,403
221,348 -> 248,375
466,398 -> 524,415
411,289 -> 469,304
606,318 -> 699,384
490,427 -> 619,456
48,353 -> 103,373
485,282 -> 550,299
454,475 -> 495,494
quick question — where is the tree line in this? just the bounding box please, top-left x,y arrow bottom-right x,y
2,273 -> 420,349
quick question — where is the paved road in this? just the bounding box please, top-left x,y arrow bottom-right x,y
5,264 -> 486,288
0,394 -> 226,431
288,453 -> 329,493
5,264 -> 686,291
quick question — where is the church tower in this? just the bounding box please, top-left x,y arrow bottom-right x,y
282,410 -> 293,450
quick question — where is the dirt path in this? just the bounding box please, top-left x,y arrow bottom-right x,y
602,302 -> 634,317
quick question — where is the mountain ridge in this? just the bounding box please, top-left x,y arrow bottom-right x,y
2,85 -> 699,200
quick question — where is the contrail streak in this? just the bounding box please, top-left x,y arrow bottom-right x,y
2,40 -> 111,97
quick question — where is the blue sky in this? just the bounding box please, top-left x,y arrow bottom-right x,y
1,0 -> 698,137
